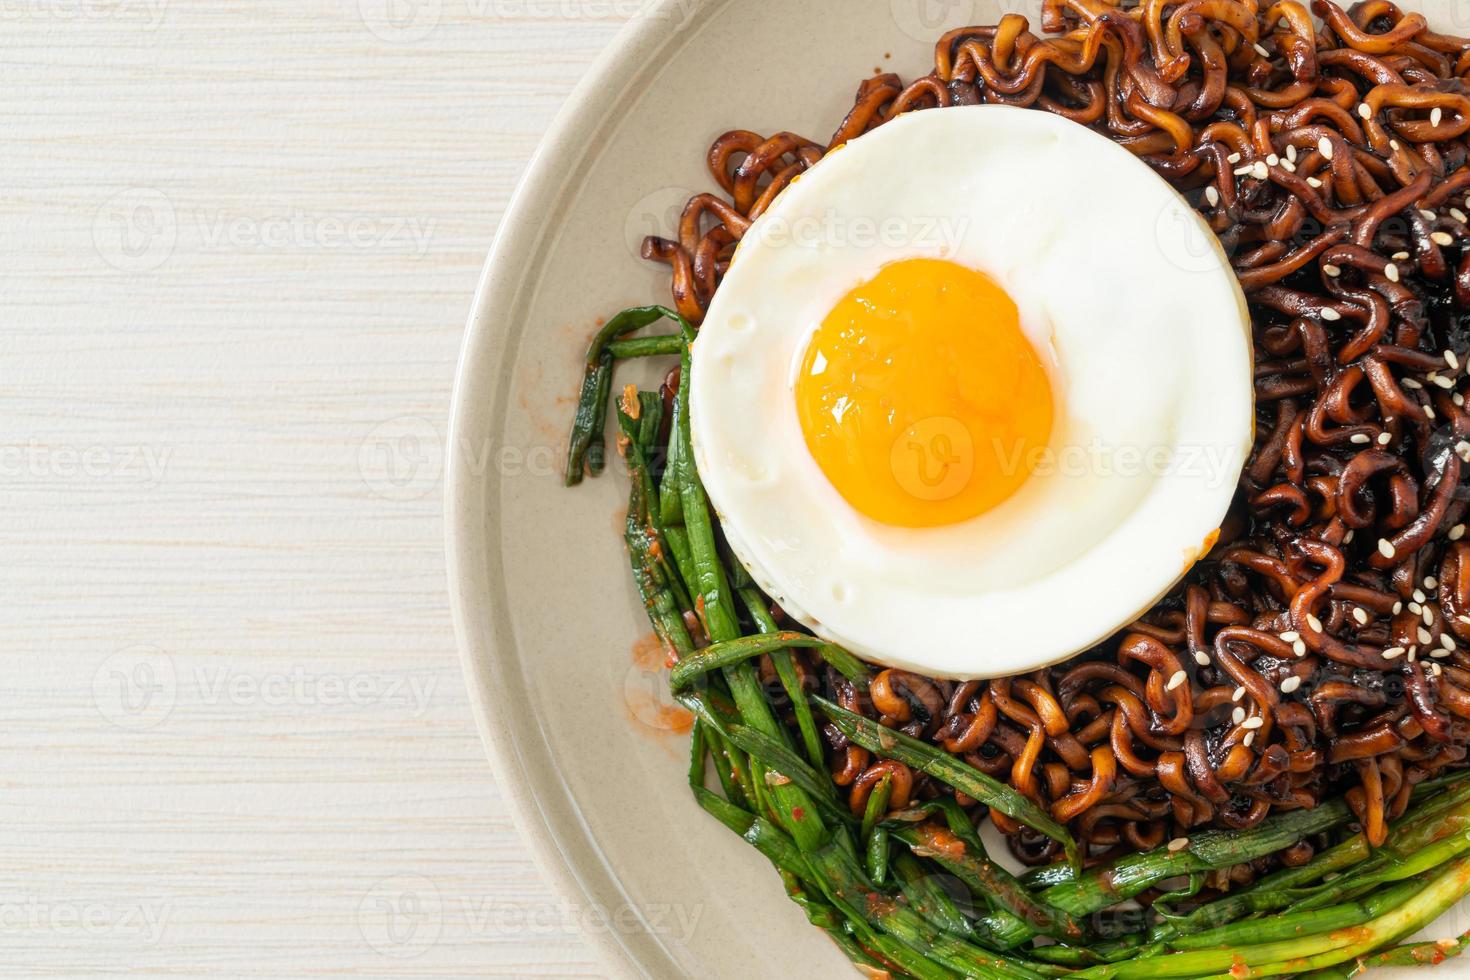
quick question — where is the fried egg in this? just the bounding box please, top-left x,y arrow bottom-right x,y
689,105 -> 1252,679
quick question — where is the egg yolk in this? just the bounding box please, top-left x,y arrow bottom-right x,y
795,258 -> 1055,528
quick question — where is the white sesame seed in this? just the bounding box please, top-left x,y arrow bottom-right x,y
1243,716 -> 1265,730
1425,607 -> 1436,627
1410,646 -> 1419,662
1254,161 -> 1270,180
1267,154 -> 1281,167
1321,307 -> 1342,321
1345,529 -> 1356,544
1293,639 -> 1307,657
1281,630 -> 1300,642
1379,432 -> 1393,446
1194,650 -> 1211,666
1394,601 -> 1405,614
1283,160 -> 1297,173
1234,165 -> 1255,177
1415,589 -> 1427,603
1227,152 -> 1242,164
1353,607 -> 1369,625
1384,646 -> 1406,660
1433,647 -> 1452,659
1308,176 -> 1325,189
1360,103 -> 1373,120
1433,107 -> 1444,127
1459,442 -> 1470,462
1411,601 -> 1424,615
1454,209 -> 1468,223
1391,140 -> 1402,152
1324,263 -> 1342,277
1394,251 -> 1412,261
1386,263 -> 1401,282
1254,42 -> 1271,57
1434,232 -> 1456,247
1232,706 -> 1247,725
1169,837 -> 1190,852
1427,576 -> 1439,590
1319,137 -> 1334,160
1243,731 -> 1257,747
1427,406 -> 1438,420
1380,538 -> 1397,559
1443,634 -> 1457,651
1287,145 -> 1298,163
1442,375 -> 1462,389
1433,662 -> 1445,676
1351,433 -> 1370,444
1167,670 -> 1187,691
1456,393 -> 1466,406
1460,614 -> 1470,625
1404,378 -> 1424,389
1307,614 -> 1323,633
1232,686 -> 1246,702
1281,676 -> 1303,694
1422,210 -> 1440,222
1453,524 -> 1467,541
1205,185 -> 1220,207
1420,627 -> 1434,644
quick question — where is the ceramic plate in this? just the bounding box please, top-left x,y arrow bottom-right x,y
447,2 -> 1470,976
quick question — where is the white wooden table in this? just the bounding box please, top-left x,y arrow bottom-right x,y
0,3 -> 632,975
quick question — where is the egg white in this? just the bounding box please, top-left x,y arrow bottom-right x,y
689,104 -> 1252,680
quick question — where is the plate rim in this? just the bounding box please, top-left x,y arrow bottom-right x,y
444,3 -> 727,978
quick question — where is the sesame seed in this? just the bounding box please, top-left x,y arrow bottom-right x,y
1308,176 -> 1324,189
1433,662 -> 1445,676
1425,607 -> 1436,626
1360,103 -> 1373,120
1194,650 -> 1211,666
1232,686 -> 1246,702
1427,405 -> 1438,420
1281,630 -> 1300,642
1456,393 -> 1466,406
1420,627 -> 1434,644
1351,433 -> 1370,444
1167,670 -> 1187,691
1345,529 -> 1356,544
1422,210 -> 1440,221
1386,263 -> 1401,282
1433,647 -> 1453,658
1380,538 -> 1397,559
1379,432 -> 1393,445
1319,137 -> 1335,160
1394,601 -> 1404,614
1234,165 -> 1255,177
1461,615 -> 1470,625
1254,42 -> 1271,57
1453,209 -> 1467,223
1232,706 -> 1247,725
1324,263 -> 1342,277
1415,589 -> 1427,603
1243,731 -> 1257,747
1444,634 -> 1457,651
1391,139 -> 1402,152
1353,607 -> 1369,625
1394,251 -> 1412,261
1283,159 -> 1297,173
1384,646 -> 1406,660
1287,145 -> 1298,163
1306,614 -> 1323,633
1411,601 -> 1424,615
1281,676 -> 1302,694
1410,646 -> 1419,663
1293,639 -> 1307,657
1434,232 -> 1456,247
1321,307 -> 1342,321
1242,716 -> 1265,730
1205,185 -> 1220,207
1453,524 -> 1467,541
1448,351 -> 1462,372
1267,154 -> 1281,167
1459,442 -> 1470,463
1433,107 -> 1444,127
1254,161 -> 1269,180
1168,837 -> 1190,852
1427,576 -> 1439,590
1443,375 -> 1463,389
1227,152 -> 1242,164
1404,378 -> 1424,389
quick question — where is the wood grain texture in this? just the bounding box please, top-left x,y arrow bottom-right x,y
0,3 -> 635,975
